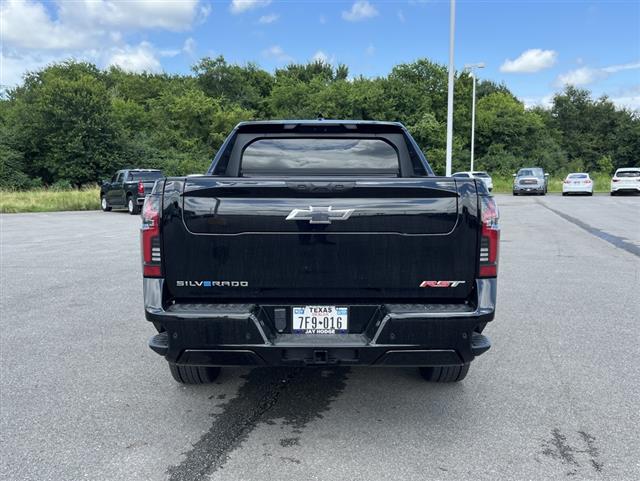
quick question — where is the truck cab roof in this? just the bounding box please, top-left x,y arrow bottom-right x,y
234,120 -> 407,134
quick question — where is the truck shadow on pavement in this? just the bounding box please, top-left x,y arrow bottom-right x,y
166,367 -> 350,481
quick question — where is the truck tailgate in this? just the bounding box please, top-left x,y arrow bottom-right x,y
161,177 -> 479,300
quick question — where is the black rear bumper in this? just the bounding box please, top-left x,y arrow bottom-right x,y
144,279 -> 496,367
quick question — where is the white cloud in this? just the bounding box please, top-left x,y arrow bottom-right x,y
312,50 -> 336,65
258,13 -> 279,24
263,45 -> 293,63
183,37 -> 197,57
1,0 -> 205,50
0,51 -> 58,89
521,94 -> 554,109
500,49 -> 557,73
58,0 -> 204,32
230,0 -> 271,14
107,42 -> 162,73
365,44 -> 375,56
556,67 -> 602,86
159,48 -> 181,58
0,0 -> 92,49
602,61 -> 640,74
611,96 -> 640,111
397,10 -> 405,22
312,51 -> 329,63
319,15 -> 327,24
0,0 -> 206,89
610,86 -> 640,111
342,1 -> 378,22
556,61 -> 640,87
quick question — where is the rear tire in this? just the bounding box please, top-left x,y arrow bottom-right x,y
512,192 -> 518,196
562,192 -> 567,196
168,363 -> 221,384
127,196 -> 140,215
610,191 -> 616,196
100,195 -> 111,212
419,364 -> 469,382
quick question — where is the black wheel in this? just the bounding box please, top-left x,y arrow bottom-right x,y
100,195 -> 112,212
512,192 -> 518,196
562,192 -> 567,196
588,192 -> 593,196
610,191 -> 616,196
127,195 -> 140,215
168,363 -> 221,384
419,364 -> 469,382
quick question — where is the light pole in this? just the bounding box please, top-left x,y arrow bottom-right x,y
464,63 -> 485,172
444,0 -> 456,177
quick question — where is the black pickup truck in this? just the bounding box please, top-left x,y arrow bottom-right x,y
142,120 -> 499,384
100,169 -> 164,214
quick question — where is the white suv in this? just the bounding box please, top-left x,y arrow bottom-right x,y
610,168 -> 640,195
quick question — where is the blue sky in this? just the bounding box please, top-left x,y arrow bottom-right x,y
2,1 -> 639,109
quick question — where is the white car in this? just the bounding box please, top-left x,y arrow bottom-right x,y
562,173 -> 593,196
452,171 -> 493,191
611,167 -> 640,195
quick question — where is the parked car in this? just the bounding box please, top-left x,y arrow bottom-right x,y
100,169 -> 164,214
452,171 -> 493,191
610,167 -> 640,195
562,173 -> 593,196
512,167 -> 548,195
142,120 -> 499,385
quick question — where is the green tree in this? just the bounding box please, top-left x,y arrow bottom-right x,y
194,56 -> 273,115
7,62 -> 122,185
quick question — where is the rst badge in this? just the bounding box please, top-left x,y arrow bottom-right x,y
419,281 -> 466,288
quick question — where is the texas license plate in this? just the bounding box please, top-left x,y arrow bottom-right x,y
292,306 -> 348,334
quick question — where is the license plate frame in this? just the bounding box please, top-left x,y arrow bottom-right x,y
292,306 -> 348,334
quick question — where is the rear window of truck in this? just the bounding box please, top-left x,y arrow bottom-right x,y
241,138 -> 399,175
129,171 -> 163,181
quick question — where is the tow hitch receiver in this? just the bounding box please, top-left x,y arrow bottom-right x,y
313,350 -> 328,364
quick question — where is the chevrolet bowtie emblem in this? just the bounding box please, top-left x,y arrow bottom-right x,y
286,206 -> 354,224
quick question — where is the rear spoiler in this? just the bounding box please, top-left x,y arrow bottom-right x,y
235,121 -> 406,135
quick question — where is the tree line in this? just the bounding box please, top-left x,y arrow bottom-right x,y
1,57 -> 638,189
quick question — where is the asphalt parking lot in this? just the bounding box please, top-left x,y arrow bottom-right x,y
1,193 -> 639,481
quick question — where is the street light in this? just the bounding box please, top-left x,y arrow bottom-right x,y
444,0 -> 456,177
464,62 -> 485,172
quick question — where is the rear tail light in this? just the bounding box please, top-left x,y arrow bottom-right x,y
138,180 -> 145,195
141,195 -> 161,277
612,178 -> 619,182
585,180 -> 592,184
479,195 -> 500,278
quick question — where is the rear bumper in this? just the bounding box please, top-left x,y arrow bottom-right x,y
563,185 -> 592,193
611,184 -> 640,193
513,185 -> 544,194
144,279 -> 496,367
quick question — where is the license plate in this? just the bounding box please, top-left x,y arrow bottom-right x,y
292,306 -> 348,334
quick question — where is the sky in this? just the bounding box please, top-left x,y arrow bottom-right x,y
1,0 -> 639,109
